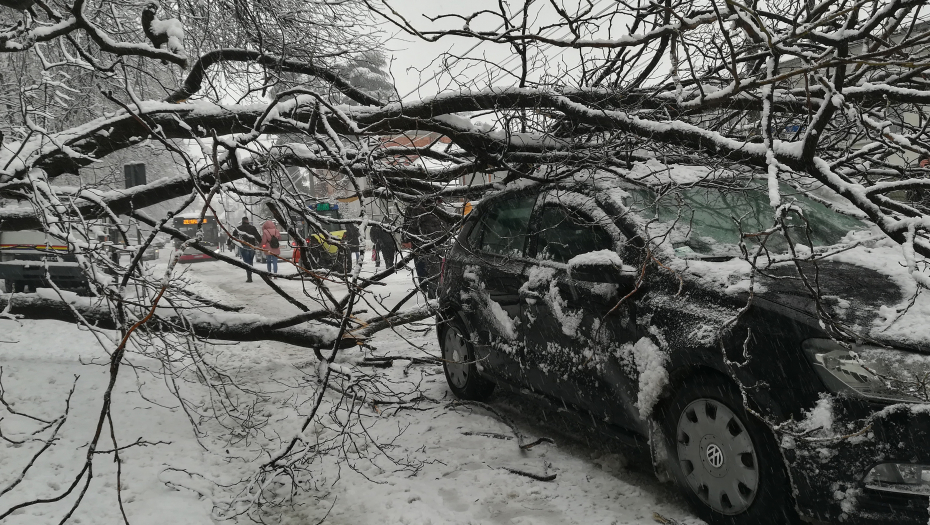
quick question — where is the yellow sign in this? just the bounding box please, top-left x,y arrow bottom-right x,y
182,218 -> 207,225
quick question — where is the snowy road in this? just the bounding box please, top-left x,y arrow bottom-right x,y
0,253 -> 718,524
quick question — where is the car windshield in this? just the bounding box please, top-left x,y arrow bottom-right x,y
622,180 -> 869,259
316,210 -> 344,233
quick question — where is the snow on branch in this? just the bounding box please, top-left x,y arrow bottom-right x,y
167,49 -> 383,106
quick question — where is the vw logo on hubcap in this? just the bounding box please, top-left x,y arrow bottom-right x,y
705,443 -> 725,468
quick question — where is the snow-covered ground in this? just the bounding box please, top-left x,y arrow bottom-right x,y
0,251 -> 706,524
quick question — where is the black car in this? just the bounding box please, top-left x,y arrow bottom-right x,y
436,172 -> 930,525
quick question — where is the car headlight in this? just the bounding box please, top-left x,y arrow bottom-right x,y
863,463 -> 930,495
802,339 -> 929,404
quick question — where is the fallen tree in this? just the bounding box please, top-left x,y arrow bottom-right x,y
4,0 -> 930,521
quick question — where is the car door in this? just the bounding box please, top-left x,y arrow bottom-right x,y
455,192 -> 538,385
520,193 -> 644,431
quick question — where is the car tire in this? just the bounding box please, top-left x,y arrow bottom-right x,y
658,375 -> 798,525
440,317 -> 495,401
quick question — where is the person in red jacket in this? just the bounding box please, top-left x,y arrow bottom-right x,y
260,220 -> 282,275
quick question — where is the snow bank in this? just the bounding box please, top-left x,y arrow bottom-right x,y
1,249 -> 704,525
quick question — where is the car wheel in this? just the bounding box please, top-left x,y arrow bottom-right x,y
440,318 -> 494,401
659,375 -> 797,525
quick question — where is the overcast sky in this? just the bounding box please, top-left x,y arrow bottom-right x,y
375,1 -> 571,102
375,1 -> 642,103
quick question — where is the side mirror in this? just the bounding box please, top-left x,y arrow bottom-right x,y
567,250 -> 637,286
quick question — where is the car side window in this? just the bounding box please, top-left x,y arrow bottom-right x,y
464,213 -> 484,247
535,205 -> 614,263
472,194 -> 537,257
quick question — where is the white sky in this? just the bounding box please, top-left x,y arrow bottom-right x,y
376,1 -> 602,102
376,1 -> 514,101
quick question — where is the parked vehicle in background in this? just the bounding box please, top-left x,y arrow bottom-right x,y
288,202 -> 350,270
0,229 -> 102,293
151,233 -> 170,249
139,244 -> 161,262
172,213 -> 219,263
109,229 -> 161,264
437,171 -> 930,525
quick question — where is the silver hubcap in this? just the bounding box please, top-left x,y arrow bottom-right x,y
677,399 -> 759,515
443,327 -> 470,389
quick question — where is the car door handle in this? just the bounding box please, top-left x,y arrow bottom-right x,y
489,292 -> 521,303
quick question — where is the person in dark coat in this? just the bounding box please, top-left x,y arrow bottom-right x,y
232,216 -> 261,282
402,199 -> 445,298
342,222 -> 362,265
370,222 -> 398,269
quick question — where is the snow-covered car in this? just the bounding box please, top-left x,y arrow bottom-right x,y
436,170 -> 930,525
0,229 -> 98,293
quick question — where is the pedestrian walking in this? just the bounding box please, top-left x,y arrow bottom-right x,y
370,222 -> 398,270
260,220 -> 282,275
402,199 -> 445,298
908,154 -> 930,205
343,222 -> 363,266
232,216 -> 261,282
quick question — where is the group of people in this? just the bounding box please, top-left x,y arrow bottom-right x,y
227,199 -> 446,297
338,222 -> 403,271
229,217 -> 282,283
